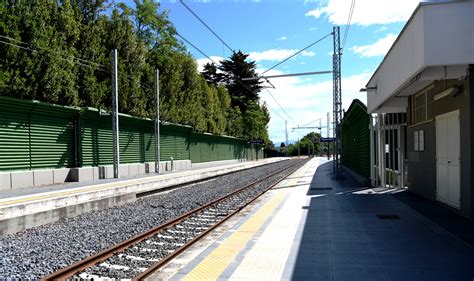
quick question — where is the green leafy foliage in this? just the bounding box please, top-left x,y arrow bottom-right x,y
0,0 -> 266,140
287,132 -> 322,156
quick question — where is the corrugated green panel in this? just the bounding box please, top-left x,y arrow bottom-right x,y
189,133 -> 201,163
232,139 -> 245,159
119,117 -> 153,164
174,130 -> 189,160
209,140 -> 218,161
0,96 -> 259,170
200,136 -> 211,162
79,111 -> 113,166
160,124 -> 190,161
160,130 -> 175,161
0,99 -> 31,170
218,141 -> 229,161
189,133 -> 212,163
0,97 -> 78,171
80,111 -> 156,166
341,100 -> 370,178
143,131 -> 155,163
29,106 -> 76,169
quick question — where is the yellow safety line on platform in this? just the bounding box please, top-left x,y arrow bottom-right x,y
0,160 -> 278,208
0,169 -> 201,207
182,162 -> 307,281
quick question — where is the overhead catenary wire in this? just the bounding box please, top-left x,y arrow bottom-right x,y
179,0 -> 234,54
341,0 -> 356,53
261,32 -> 333,75
0,37 -> 153,90
266,103 -> 286,122
0,39 -> 108,72
175,32 -> 218,64
173,11 -> 299,131
300,116 -> 323,127
0,35 -> 108,70
264,88 -> 297,125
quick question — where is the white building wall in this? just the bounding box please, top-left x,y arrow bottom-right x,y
367,2 -> 474,114
423,2 -> 474,66
367,8 -> 425,113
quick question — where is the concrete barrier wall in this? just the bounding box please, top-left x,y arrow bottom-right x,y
0,160 -> 192,191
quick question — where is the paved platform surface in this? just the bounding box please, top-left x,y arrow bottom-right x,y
0,159 -> 250,200
165,157 -> 474,281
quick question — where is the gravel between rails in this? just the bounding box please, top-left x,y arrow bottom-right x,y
78,162 -> 302,279
0,159 -> 300,279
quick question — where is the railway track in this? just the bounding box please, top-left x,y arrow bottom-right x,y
43,159 -> 307,280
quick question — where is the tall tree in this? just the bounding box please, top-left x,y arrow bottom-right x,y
218,50 -> 262,112
0,1 -> 81,105
119,0 -> 177,48
0,1 -> 265,140
201,62 -> 222,86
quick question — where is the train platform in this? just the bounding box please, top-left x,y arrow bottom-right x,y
154,157 -> 474,281
0,158 -> 286,235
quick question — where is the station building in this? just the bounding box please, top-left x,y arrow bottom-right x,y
365,1 -> 474,218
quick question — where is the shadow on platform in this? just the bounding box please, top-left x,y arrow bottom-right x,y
289,161 -> 474,281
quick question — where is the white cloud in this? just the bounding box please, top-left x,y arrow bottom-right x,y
305,0 -> 420,26
305,9 -> 324,19
195,56 -> 224,72
277,36 -> 288,41
257,68 -> 371,143
309,27 -> 318,31
249,49 -> 315,62
351,33 -> 397,57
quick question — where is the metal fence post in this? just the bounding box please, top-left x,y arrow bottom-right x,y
111,49 -> 120,178
154,69 -> 160,173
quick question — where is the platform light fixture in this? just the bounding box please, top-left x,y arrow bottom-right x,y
359,86 -> 377,92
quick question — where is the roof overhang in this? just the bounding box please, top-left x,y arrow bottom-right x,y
365,1 -> 474,114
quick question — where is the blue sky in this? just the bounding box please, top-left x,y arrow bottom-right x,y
124,0 -> 421,144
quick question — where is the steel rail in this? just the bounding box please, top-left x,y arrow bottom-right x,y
43,159 -> 307,280
134,159 -> 306,280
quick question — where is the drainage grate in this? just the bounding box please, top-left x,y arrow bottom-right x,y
309,187 -> 332,190
376,214 -> 400,220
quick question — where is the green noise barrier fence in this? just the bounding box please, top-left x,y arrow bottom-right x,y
0,96 -> 261,171
341,99 -> 370,178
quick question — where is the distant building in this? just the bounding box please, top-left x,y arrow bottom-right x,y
365,1 -> 474,218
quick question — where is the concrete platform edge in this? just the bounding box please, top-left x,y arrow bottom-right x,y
0,158 -> 287,235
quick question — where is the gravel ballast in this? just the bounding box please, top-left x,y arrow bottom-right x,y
0,159 -> 299,279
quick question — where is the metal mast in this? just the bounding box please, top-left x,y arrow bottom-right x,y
154,69 -> 160,173
333,26 -> 342,178
111,49 -> 120,179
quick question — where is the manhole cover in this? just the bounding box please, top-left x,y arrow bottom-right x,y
309,187 -> 332,190
376,214 -> 400,220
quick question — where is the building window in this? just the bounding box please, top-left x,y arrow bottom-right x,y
411,87 -> 434,125
412,91 -> 427,124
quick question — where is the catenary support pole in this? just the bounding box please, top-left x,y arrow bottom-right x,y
298,138 -> 300,158
327,112 -> 330,160
332,26 -> 342,178
111,49 -> 120,179
154,69 -> 160,173
285,120 -> 288,156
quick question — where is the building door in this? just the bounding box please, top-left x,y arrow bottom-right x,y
436,110 -> 460,209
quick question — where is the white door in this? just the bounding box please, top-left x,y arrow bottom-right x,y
436,110 -> 460,209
